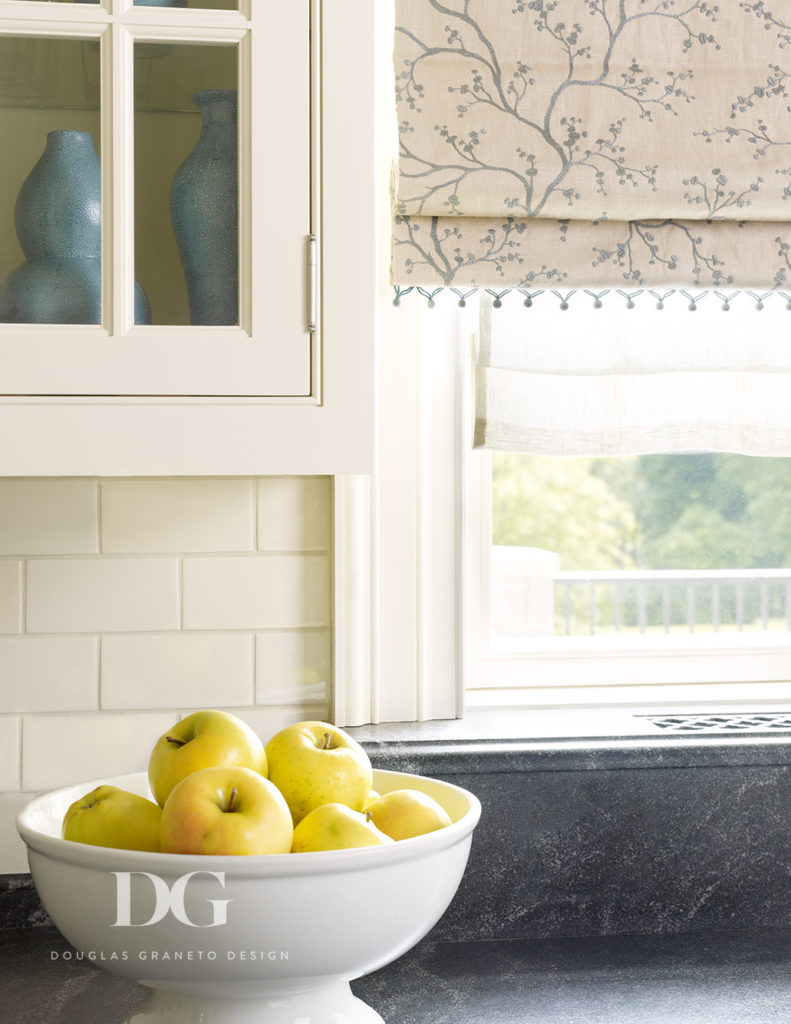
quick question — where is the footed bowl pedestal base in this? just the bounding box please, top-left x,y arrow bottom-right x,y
123,981 -> 385,1024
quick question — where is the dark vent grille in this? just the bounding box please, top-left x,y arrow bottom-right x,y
639,712 -> 791,734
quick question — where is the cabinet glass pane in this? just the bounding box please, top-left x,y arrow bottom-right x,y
134,42 -> 238,326
0,36 -> 104,325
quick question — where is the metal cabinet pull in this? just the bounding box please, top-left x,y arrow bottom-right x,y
307,234 -> 318,333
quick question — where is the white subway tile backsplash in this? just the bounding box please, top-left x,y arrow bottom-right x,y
183,555 -> 330,630
26,558 -> 180,633
101,479 -> 254,554
258,478 -> 331,551
0,792 -> 34,873
102,634 -> 254,710
0,561 -> 22,634
22,712 -> 175,791
0,716 -> 20,790
231,706 -> 331,750
1,475 -> 334,874
0,480 -> 97,555
256,631 -> 330,706
0,637 -> 97,713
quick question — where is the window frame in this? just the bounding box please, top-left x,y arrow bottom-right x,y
330,0 -> 791,726
462,299 -> 791,711
334,287 -> 791,728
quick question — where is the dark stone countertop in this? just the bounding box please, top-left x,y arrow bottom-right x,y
4,925 -> 791,1024
350,708 -> 791,775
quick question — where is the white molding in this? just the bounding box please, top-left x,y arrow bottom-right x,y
355,296 -> 470,725
332,476 -> 377,728
416,301 -> 470,721
415,314 -> 432,722
466,682 -> 791,709
331,298 -> 472,724
454,312 -> 474,719
0,404 -> 372,476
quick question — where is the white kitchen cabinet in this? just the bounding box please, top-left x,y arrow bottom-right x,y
0,0 -> 375,475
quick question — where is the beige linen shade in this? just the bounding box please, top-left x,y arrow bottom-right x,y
392,1 -> 791,289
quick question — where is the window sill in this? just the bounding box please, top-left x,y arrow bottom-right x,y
347,705 -> 791,774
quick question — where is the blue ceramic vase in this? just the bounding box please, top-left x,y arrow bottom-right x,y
0,130 -> 151,325
170,89 -> 239,326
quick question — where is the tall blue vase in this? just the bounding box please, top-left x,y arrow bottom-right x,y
170,89 -> 239,326
0,130 -> 151,325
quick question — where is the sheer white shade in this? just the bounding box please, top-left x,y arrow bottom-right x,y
474,298 -> 791,456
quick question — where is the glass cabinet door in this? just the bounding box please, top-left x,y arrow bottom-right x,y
0,1 -> 313,398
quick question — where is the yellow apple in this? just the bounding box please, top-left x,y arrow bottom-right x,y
291,803 -> 393,852
362,789 -> 381,811
160,765 -> 293,855
264,720 -> 373,824
148,709 -> 267,807
62,785 -> 162,852
368,789 -> 452,841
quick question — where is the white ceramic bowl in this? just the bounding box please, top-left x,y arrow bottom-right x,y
17,768 -> 480,1024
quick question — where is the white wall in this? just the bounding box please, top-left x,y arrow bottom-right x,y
0,475 -> 332,872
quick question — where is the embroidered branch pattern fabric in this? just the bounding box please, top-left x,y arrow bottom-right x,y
393,1 -> 791,287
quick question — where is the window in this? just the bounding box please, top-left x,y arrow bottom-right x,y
460,291 -> 791,710
337,0 -> 791,727
492,451 -> 791,641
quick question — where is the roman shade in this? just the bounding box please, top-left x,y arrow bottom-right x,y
474,293 -> 791,455
392,1 -> 791,289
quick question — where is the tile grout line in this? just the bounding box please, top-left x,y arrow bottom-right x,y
251,479 -> 258,703
178,557 -> 184,632
0,626 -> 330,639
97,635 -> 103,711
7,551 -> 331,560
20,560 -> 27,636
252,477 -> 259,552
251,632 -> 258,706
1,700 -> 329,719
16,713 -> 23,792
96,483 -> 103,709
96,479 -> 103,554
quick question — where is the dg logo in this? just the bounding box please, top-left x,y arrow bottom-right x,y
110,870 -> 232,928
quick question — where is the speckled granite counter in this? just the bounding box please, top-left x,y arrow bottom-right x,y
6,719 -> 791,1021
6,730 -> 791,943
356,726 -> 791,943
3,925 -> 791,1023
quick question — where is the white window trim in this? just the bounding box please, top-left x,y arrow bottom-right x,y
331,0 -> 467,728
333,299 -> 472,727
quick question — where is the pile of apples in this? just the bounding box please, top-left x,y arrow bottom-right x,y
61,710 -> 452,855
